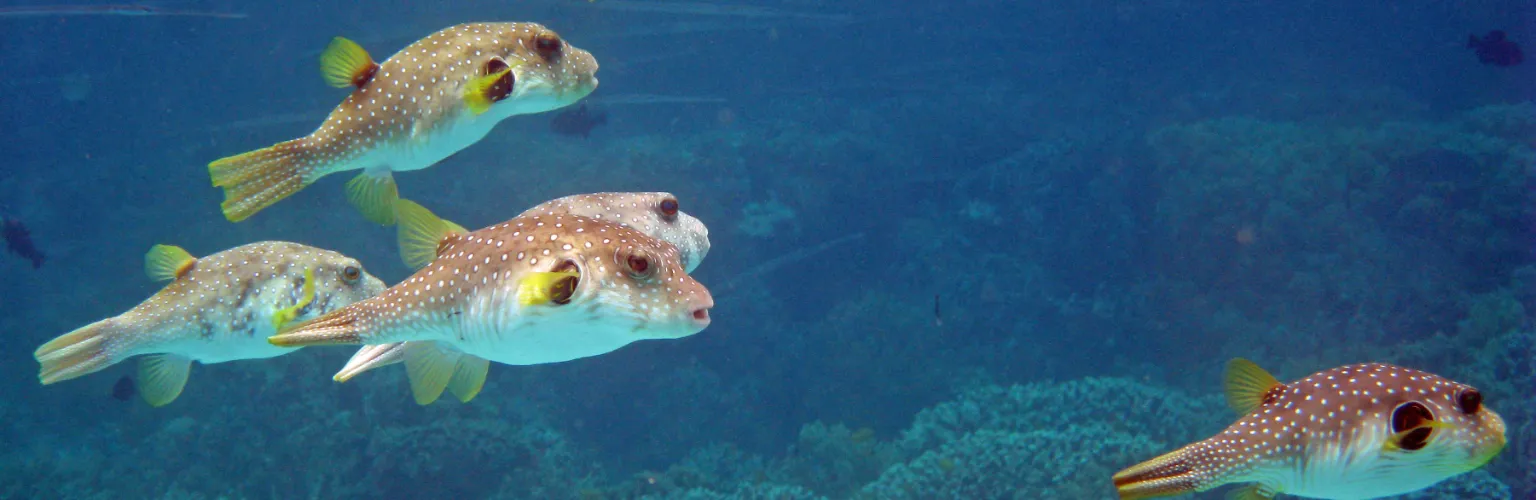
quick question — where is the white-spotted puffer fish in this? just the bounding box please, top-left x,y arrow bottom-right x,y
268,208 -> 714,404
1113,359 -> 1506,500
34,242 -> 386,406
333,192 -> 712,404
209,22 -> 599,224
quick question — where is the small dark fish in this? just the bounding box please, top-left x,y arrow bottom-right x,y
934,293 -> 943,327
111,376 -> 136,402
550,103 -> 608,138
2,217 -> 45,269
1468,30 -> 1523,67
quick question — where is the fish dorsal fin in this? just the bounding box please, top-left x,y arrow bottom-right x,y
320,36 -> 379,89
394,199 -> 466,270
1225,358 -> 1282,415
144,244 -> 197,282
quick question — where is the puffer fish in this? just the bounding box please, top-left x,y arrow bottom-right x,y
333,192 -> 713,404
1113,359 -> 1506,500
268,208 -> 714,405
208,22 -> 600,224
33,242 -> 386,406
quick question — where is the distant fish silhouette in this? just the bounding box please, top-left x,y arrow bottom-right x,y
2,217 -> 45,268
1467,30 -> 1523,67
111,376 -> 136,402
0,5 -> 247,18
550,103 -> 608,138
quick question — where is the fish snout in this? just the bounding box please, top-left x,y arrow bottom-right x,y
689,296 -> 714,329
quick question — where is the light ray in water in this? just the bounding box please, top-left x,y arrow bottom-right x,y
0,4 -> 247,19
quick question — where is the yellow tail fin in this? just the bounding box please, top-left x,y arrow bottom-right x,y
1112,443 -> 1218,499
209,138 -> 316,222
35,319 -> 126,385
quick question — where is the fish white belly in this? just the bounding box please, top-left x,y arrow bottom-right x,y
1276,438 -> 1446,500
441,290 -> 645,366
140,325 -> 293,364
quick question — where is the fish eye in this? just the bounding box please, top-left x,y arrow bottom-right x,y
1456,388 -> 1482,414
341,265 -> 362,283
657,198 -> 679,219
534,33 -> 562,58
1391,401 -> 1434,451
620,248 -> 655,279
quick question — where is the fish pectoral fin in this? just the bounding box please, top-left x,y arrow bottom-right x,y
447,354 -> 490,403
137,354 -> 192,407
319,36 -> 379,89
344,170 -> 400,226
463,67 -> 514,115
334,343 -> 407,382
1224,358 -> 1282,415
394,198 -> 464,269
271,268 -> 317,330
516,271 -> 580,306
403,342 -> 462,405
1225,484 -> 1276,500
144,244 -> 197,282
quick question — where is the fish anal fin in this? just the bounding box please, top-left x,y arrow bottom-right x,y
137,354 -> 192,407
1225,484 -> 1276,500
320,36 -> 379,89
403,342 -> 461,405
345,171 -> 399,226
144,244 -> 197,282
393,198 -> 461,269
447,354 -> 490,403
209,138 -> 317,222
1224,358 -> 1282,415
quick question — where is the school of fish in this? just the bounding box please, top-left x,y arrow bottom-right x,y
27,18 -> 1511,498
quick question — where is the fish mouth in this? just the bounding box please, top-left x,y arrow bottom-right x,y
687,295 -> 714,330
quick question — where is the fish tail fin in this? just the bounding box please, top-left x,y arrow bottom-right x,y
35,319 -> 128,385
1112,441 -> 1223,499
334,343 -> 406,382
209,138 -> 318,222
268,302 -> 372,347
345,170 -> 400,226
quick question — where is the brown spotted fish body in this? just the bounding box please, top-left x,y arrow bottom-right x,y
1113,359 -> 1507,500
333,192 -> 712,403
34,241 -> 385,406
209,22 -> 600,224
271,212 -> 713,395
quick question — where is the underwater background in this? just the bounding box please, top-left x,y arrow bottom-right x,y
0,0 -> 1533,498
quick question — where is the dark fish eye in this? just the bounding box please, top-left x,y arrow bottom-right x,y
534,33 -> 562,58
342,265 -> 361,283
1391,401 -> 1434,451
1456,388 -> 1482,414
658,198 -> 679,219
622,250 -> 654,279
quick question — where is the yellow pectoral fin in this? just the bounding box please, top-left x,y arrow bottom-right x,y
463,68 -> 513,115
271,269 -> 317,331
144,244 -> 197,282
320,36 -> 378,88
517,271 -> 580,306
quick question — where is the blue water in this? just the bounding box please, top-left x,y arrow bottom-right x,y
0,1 -> 1532,498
